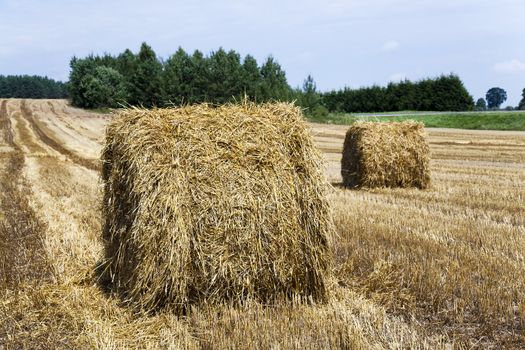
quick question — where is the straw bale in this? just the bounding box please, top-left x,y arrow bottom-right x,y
341,121 -> 430,189
101,102 -> 333,313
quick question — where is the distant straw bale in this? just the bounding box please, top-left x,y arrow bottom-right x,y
341,121 -> 430,189
101,102 -> 333,313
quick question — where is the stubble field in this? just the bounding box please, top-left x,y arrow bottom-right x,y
1,99 -> 524,349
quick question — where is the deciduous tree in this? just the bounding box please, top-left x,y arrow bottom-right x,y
475,98 -> 487,111
485,87 -> 507,109
83,66 -> 127,108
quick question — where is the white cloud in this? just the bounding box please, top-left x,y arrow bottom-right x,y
381,40 -> 400,52
389,72 -> 406,81
494,59 -> 525,73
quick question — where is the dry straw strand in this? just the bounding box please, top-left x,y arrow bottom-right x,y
341,121 -> 430,189
101,102 -> 333,314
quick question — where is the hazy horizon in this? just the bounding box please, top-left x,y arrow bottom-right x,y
1,0 -> 524,105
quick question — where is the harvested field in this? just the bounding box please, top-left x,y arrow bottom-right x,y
1,99 -> 524,349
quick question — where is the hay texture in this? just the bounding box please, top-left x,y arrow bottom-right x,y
101,102 -> 333,313
341,121 -> 430,189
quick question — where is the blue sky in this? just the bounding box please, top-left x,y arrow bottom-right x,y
1,0 -> 524,105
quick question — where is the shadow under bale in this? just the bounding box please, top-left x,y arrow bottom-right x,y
101,102 -> 333,314
341,121 -> 430,189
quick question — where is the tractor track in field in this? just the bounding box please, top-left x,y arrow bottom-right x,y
20,100 -> 101,172
0,100 -> 14,147
47,100 -> 57,115
0,99 -> 53,289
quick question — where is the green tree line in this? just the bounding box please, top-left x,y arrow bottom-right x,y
322,75 -> 474,113
68,43 -> 293,109
68,42 -> 481,115
0,75 -> 68,99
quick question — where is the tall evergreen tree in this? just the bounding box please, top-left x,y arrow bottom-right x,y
241,55 -> 261,101
163,47 -> 193,105
415,79 -> 433,110
300,75 -> 319,111
128,42 -> 164,107
189,50 -> 209,103
224,49 -> 244,100
206,48 -> 244,103
399,80 -> 417,110
207,48 -> 229,103
259,56 -> 292,101
298,75 -> 328,117
116,49 -> 137,77
116,49 -> 136,98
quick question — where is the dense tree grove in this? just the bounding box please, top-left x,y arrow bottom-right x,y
322,75 -> 474,113
0,75 -> 68,98
67,43 -> 482,114
68,43 -> 293,108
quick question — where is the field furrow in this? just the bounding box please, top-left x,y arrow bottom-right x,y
0,99 -> 54,290
20,99 -> 101,171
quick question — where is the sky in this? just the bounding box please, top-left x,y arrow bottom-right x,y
1,0 -> 524,105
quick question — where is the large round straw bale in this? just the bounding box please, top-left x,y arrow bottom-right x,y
101,102 -> 333,313
341,121 -> 430,189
